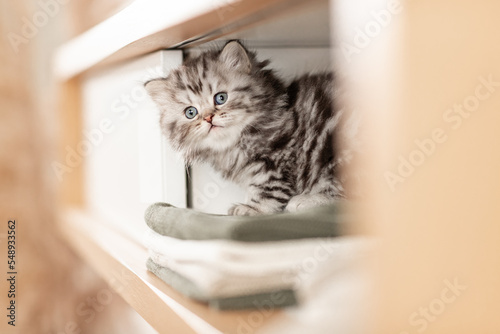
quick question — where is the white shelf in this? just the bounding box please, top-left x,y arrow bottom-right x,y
58,209 -> 283,333
54,0 -> 328,80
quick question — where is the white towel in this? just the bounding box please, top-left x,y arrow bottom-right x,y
144,230 -> 369,298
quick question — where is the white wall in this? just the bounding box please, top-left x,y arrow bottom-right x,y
82,50 -> 185,239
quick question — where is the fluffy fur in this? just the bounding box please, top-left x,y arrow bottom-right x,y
145,41 -> 348,215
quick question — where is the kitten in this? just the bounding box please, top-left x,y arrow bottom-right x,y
145,41 -> 348,215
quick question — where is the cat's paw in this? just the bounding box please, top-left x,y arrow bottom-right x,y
285,194 -> 336,212
228,204 -> 260,216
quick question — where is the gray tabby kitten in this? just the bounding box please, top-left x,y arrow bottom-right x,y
145,41 -> 346,215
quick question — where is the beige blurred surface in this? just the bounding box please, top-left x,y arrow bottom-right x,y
351,1 -> 500,333
0,1 -> 142,333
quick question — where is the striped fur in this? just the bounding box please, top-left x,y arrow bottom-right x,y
145,41 -> 347,215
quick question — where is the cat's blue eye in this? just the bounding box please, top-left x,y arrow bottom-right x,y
214,92 -> 228,105
185,106 -> 198,119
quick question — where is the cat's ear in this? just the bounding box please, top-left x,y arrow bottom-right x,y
144,78 -> 169,104
219,41 -> 251,73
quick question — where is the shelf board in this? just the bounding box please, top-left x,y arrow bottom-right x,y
54,0 -> 328,80
57,209 -> 284,333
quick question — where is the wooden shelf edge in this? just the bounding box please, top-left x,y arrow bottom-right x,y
53,0 -> 316,80
57,209 -> 282,334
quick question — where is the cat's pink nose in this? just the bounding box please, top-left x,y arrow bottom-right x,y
204,114 -> 214,123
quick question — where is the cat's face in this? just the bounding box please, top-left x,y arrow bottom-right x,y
145,42 -> 261,155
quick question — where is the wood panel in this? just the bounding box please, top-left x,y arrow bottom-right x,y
56,77 -> 85,208
336,0 -> 500,332
54,0 -> 326,80
66,0 -> 133,37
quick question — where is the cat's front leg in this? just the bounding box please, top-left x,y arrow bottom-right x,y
228,203 -> 260,216
228,182 -> 293,216
285,193 -> 339,212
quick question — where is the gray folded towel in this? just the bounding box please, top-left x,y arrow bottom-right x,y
146,258 -> 297,310
144,203 -> 351,242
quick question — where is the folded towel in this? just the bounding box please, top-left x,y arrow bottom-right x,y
145,202 -> 351,242
144,230 -> 352,273
144,202 -> 359,310
144,230 -> 367,298
146,258 -> 297,310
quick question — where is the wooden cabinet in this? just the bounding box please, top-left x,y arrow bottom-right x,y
56,1 -> 340,333
55,0 -> 500,333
